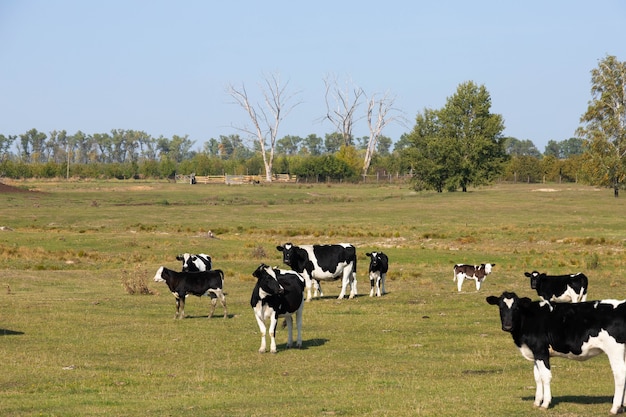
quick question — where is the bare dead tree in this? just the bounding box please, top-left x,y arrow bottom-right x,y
363,92 -> 405,176
322,74 -> 364,146
227,73 -> 301,182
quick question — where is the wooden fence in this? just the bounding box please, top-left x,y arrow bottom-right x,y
175,173 -> 297,184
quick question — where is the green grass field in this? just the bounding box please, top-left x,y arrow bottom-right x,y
1,180 -> 625,416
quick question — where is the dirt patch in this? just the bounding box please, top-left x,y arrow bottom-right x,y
0,182 -> 33,193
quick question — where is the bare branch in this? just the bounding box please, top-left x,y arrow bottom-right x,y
227,73 -> 301,182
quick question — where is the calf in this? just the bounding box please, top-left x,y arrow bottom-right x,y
487,291 -> 626,414
366,251 -> 388,297
153,266 -> 227,319
176,253 -> 212,272
453,263 -> 494,292
524,270 -> 588,302
251,264 -> 305,353
276,243 -> 357,301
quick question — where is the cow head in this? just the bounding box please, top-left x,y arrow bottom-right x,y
524,271 -> 542,289
253,264 -> 284,297
276,243 -> 296,267
366,252 -> 386,271
486,291 -> 531,332
176,253 -> 212,272
483,263 -> 495,274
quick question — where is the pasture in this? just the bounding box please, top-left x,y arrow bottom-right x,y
1,179 -> 625,416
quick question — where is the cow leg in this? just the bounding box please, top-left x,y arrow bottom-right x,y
337,275 -> 349,299
314,280 -> 323,298
380,272 -> 386,296
349,271 -> 357,298
533,360 -> 552,409
456,274 -> 464,292
605,341 -> 626,414
175,298 -> 181,319
179,297 -> 186,319
219,293 -> 228,319
475,278 -> 482,291
208,297 -> 217,319
269,315 -> 279,353
369,271 -> 378,297
303,276 -> 313,302
295,303 -> 303,348
255,313 -> 268,353
285,314 -> 294,348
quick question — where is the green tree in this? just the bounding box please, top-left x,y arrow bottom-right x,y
577,55 -> 626,197
0,134 -> 16,161
405,82 -> 506,192
505,137 -> 541,157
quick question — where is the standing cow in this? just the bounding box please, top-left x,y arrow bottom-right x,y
251,264 -> 305,353
453,263 -> 495,292
276,243 -> 357,301
153,266 -> 227,319
487,291 -> 626,414
524,270 -> 588,302
366,251 -> 388,297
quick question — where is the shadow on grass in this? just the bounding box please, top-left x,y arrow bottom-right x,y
522,395 -> 613,407
279,338 -> 329,351
0,328 -> 24,336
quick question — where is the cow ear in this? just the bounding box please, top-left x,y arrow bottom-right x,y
276,246 -> 284,252
176,255 -> 183,261
366,252 -> 371,257
486,296 -> 500,305
524,272 -> 531,278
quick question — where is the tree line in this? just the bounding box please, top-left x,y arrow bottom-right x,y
0,127 -> 584,184
1,55 -> 624,194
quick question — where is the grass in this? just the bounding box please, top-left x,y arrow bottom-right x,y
1,180 -> 625,416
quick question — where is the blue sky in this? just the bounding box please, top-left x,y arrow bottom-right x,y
1,0 -> 624,152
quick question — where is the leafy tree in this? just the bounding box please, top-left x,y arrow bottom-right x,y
0,134 -> 16,161
505,137 -> 541,157
324,132 -> 344,154
577,55 -> 626,197
405,82 -> 506,192
276,135 -> 302,155
301,134 -> 323,155
544,137 -> 584,159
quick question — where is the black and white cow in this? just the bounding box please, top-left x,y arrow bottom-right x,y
251,264 -> 305,353
524,270 -> 588,303
453,263 -> 495,292
176,253 -> 212,272
276,243 -> 357,301
153,266 -> 227,319
366,251 -> 388,297
487,291 -> 626,414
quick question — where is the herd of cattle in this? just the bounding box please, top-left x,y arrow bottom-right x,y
153,244 -> 389,354
153,245 -> 626,414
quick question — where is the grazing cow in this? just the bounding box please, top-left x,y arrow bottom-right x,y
276,243 -> 357,301
453,263 -> 495,292
176,253 -> 212,272
251,264 -> 305,353
524,271 -> 588,303
366,251 -> 388,297
487,291 -> 626,414
153,267 -> 227,319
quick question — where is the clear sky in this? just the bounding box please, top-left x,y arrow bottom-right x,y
1,0 -> 625,152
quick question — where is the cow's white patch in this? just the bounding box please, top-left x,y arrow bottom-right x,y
153,266 -> 165,282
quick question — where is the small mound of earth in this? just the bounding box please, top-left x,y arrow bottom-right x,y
0,182 -> 32,193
